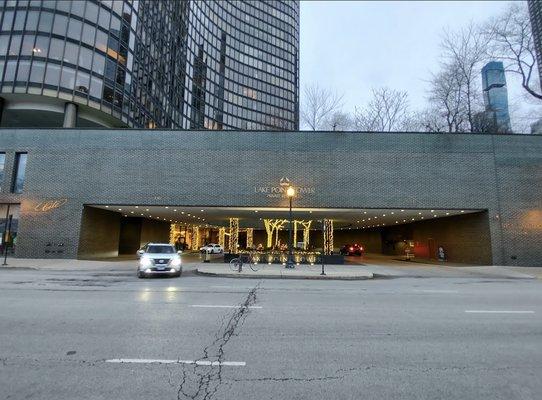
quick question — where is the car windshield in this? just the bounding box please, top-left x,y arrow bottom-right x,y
146,245 -> 175,254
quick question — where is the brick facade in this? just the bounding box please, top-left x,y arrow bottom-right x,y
0,129 -> 541,266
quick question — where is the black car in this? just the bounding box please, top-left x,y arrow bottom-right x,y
340,244 -> 364,256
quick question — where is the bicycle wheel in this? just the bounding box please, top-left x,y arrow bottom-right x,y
229,258 -> 242,272
249,261 -> 260,272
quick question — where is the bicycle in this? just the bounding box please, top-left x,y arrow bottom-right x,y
229,251 -> 260,272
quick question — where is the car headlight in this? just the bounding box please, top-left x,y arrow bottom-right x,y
170,257 -> 181,267
140,256 -> 152,267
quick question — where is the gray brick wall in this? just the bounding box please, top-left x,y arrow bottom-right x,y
0,128 -> 541,266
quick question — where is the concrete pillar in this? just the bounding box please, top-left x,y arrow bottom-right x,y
228,218 -> 239,253
323,219 -> 334,255
63,102 -> 78,128
0,97 -> 4,126
246,228 -> 253,249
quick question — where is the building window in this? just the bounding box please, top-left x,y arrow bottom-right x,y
11,153 -> 27,194
0,153 -> 5,191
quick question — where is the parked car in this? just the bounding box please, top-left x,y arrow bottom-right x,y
136,243 -> 182,278
199,243 -> 224,254
340,243 -> 364,256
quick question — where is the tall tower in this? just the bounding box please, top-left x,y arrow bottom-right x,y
481,61 -> 511,133
0,0 -> 299,130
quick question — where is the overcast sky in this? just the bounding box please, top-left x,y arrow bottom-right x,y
299,0 -> 541,132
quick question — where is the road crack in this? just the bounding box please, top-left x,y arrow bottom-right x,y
176,282 -> 260,400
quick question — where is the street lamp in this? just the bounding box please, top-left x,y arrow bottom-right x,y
286,186 -> 295,269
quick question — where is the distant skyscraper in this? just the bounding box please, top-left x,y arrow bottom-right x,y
528,0 -> 542,91
480,61 -> 511,133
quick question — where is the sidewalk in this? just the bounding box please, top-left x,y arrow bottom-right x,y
196,263 -> 373,280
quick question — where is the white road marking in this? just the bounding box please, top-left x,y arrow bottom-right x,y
465,310 -> 535,314
414,290 -> 458,293
106,359 -> 245,366
190,305 -> 262,309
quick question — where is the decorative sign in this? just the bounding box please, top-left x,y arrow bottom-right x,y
33,199 -> 67,212
254,177 -> 315,199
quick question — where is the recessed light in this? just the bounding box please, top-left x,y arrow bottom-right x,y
433,215 -> 437,217
401,209 -> 404,212
165,206 -> 169,209
391,212 -> 394,214
254,210 -> 258,213
105,205 -> 109,208
201,209 -> 204,212
364,211 -> 367,214
431,209 -> 434,212
118,208 -> 122,211
135,206 -> 138,208
446,212 -> 449,215
382,214 -> 386,217
181,212 -> 185,214
418,212 -> 422,215
461,210 -> 464,213
146,208 -> 149,211
130,211 -> 134,214
174,209 -> 177,212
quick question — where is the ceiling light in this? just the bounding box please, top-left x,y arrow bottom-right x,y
201,209 -> 204,212
401,209 -> 404,212
174,209 -> 177,212
118,208 -> 122,211
105,206 -> 109,208
135,206 -> 138,208
146,209 -> 149,211
165,206 -> 169,209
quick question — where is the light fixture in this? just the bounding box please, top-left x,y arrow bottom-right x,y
135,206 -> 138,208
118,208 -> 122,211
286,186 -> 295,197
165,206 -> 169,209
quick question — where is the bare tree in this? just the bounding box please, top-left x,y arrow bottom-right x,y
485,2 -> 542,101
406,109 -> 448,133
300,83 -> 344,130
427,64 -> 469,133
441,23 -> 487,132
323,111 -> 353,131
353,87 -> 411,132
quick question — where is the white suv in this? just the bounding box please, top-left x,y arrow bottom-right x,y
137,243 -> 182,278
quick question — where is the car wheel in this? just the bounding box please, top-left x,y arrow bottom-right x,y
137,271 -> 145,279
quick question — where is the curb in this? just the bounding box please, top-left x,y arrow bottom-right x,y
195,269 -> 374,280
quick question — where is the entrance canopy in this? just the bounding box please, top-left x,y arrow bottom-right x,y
88,205 -> 482,230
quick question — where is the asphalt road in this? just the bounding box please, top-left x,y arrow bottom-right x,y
1,266 -> 541,400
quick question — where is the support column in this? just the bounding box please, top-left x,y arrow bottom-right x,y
63,102 -> 78,128
228,218 -> 239,253
218,227 -> 226,249
246,228 -> 253,249
0,97 -> 4,126
191,226 -> 200,250
293,221 -> 298,248
323,219 -> 334,255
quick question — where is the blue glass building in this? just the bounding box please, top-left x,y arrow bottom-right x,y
481,61 -> 511,133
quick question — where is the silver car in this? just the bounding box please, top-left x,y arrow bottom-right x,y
136,243 -> 182,278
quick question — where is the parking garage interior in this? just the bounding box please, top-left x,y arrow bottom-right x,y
77,205 -> 492,265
